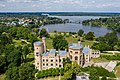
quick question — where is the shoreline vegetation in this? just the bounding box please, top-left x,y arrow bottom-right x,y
82,17 -> 120,32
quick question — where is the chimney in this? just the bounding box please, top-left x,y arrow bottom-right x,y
78,41 -> 81,46
42,37 -> 46,52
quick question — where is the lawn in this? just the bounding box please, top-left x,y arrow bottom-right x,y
46,38 -> 53,49
92,57 -> 109,63
81,40 -> 95,47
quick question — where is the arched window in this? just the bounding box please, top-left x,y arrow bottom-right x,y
75,56 -> 78,60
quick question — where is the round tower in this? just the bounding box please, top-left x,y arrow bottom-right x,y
42,37 -> 46,52
34,41 -> 44,70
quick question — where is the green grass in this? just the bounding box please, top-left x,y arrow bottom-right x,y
81,40 -> 95,47
46,38 -> 53,49
65,36 -> 78,44
92,57 -> 109,63
38,76 -> 60,80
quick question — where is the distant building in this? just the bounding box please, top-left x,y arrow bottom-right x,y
41,13 -> 49,17
34,37 -> 100,70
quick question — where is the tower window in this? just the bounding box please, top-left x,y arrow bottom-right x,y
75,56 -> 78,60
46,59 -> 48,62
59,59 -> 62,62
56,60 -> 57,62
43,63 -> 45,66
46,63 -> 48,66
56,64 -> 57,66
37,63 -> 39,65
59,65 -> 62,67
36,52 -> 39,57
75,52 -> 78,54
51,60 -> 53,62
43,59 -> 45,62
51,64 -> 53,66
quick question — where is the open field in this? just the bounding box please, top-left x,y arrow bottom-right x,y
92,57 -> 109,63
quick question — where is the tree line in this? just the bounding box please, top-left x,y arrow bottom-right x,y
82,17 -> 120,32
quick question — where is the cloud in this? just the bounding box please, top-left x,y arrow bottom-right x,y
0,0 -> 120,12
0,4 -> 6,7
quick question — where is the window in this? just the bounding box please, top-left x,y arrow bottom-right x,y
43,63 -> 45,66
75,56 -> 78,60
59,65 -> 61,67
43,59 -> 45,62
70,51 -> 72,53
46,63 -> 48,66
51,60 -> 53,62
59,59 -> 61,62
56,64 -> 57,66
51,64 -> 53,66
37,63 -> 39,65
46,59 -> 48,62
56,60 -> 57,62
36,52 -> 39,56
36,52 -> 39,55
75,52 -> 78,54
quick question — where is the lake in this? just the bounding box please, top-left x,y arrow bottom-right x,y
42,16 -> 120,37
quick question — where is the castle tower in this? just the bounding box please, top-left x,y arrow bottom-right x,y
34,41 -> 44,70
42,37 -> 46,52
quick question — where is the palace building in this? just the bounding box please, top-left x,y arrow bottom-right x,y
34,37 -> 100,70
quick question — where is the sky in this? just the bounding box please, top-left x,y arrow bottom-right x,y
0,0 -> 120,12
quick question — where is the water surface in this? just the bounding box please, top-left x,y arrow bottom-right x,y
42,16 -> 120,37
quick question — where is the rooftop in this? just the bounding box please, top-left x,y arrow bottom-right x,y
82,47 -> 90,54
34,41 -> 43,45
42,49 -> 68,57
49,49 -> 56,56
58,50 -> 68,56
